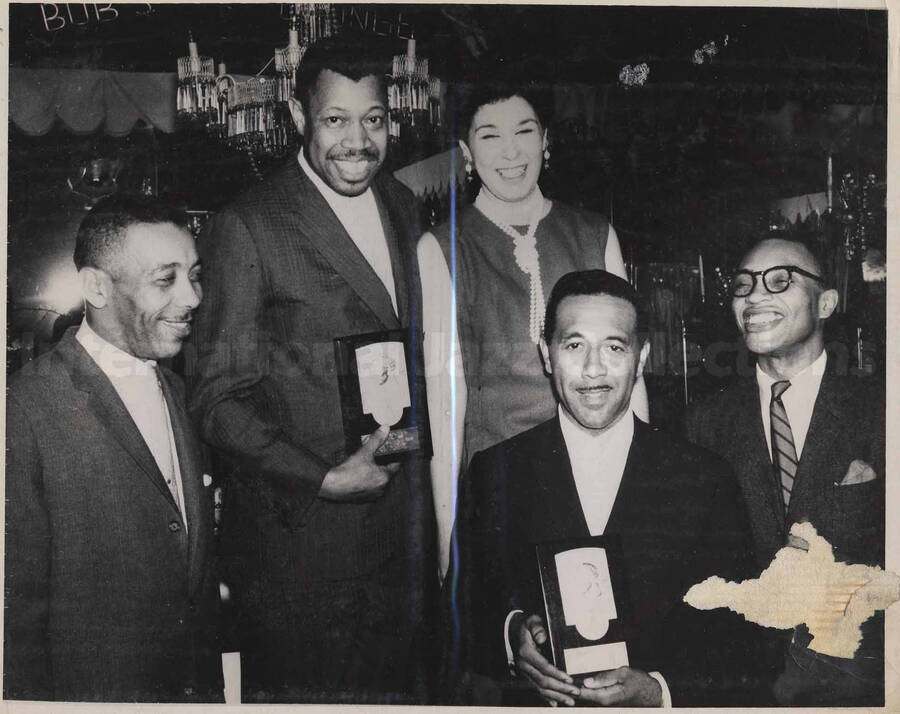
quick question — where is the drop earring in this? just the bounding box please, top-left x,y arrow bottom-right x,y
465,160 -> 474,185
543,148 -> 551,172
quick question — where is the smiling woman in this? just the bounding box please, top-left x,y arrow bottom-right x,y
462,95 -> 547,204
417,78 -> 648,576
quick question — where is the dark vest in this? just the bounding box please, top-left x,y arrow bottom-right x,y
432,201 -> 609,457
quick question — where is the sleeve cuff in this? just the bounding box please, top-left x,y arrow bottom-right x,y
504,609 -> 525,674
648,671 -> 672,708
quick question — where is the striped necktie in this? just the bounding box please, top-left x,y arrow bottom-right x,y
770,380 -> 798,510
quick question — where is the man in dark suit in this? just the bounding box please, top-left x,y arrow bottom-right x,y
686,237 -> 884,706
5,194 -> 222,702
452,270 -> 769,707
187,35 -> 434,703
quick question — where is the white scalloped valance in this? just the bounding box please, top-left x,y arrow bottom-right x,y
9,68 -> 178,136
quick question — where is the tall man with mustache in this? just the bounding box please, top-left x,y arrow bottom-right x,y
686,237 -> 885,706
5,194 -> 223,702
188,35 -> 434,703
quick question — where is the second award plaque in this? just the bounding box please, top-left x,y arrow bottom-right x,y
536,535 -> 631,683
333,328 -> 432,464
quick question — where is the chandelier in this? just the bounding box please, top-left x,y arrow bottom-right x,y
274,3 -> 337,102
173,7 -> 445,170
388,36 -> 443,143
175,7 -> 338,160
176,32 -> 216,123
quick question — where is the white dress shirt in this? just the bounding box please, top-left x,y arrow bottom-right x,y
756,349 -> 827,460
298,151 -> 398,315
503,407 -> 670,706
76,320 -> 187,526
559,404 -> 634,534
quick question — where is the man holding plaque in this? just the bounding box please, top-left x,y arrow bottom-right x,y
187,34 -> 435,703
452,270 -> 769,706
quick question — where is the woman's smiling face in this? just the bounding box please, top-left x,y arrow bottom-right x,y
461,95 -> 548,204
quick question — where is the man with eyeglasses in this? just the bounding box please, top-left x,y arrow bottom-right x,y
686,237 -> 884,706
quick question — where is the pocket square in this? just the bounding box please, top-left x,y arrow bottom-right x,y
203,473 -> 213,488
838,460 -> 877,486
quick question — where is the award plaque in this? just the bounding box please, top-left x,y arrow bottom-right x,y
333,329 -> 432,464
536,535 -> 631,682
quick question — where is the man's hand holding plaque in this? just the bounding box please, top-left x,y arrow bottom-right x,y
579,667 -> 662,707
333,331 -> 432,464
511,613 -> 662,707
511,538 -> 664,706
511,612 -> 581,707
319,425 -> 399,502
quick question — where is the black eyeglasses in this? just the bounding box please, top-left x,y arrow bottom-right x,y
729,265 -> 825,297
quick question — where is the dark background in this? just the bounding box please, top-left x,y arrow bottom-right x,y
9,4 -> 887,239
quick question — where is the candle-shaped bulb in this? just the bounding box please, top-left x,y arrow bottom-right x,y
188,31 -> 199,60
698,251 -> 706,302
407,35 -> 416,60
289,28 -> 300,48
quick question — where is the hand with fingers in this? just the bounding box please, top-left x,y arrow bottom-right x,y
512,613 -> 582,707
578,666 -> 662,707
318,425 -> 399,501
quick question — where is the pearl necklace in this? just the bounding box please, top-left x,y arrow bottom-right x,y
475,190 -> 548,344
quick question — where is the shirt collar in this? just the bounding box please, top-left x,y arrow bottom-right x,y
297,150 -> 374,206
75,319 -> 157,379
558,403 -> 635,457
756,349 -> 827,396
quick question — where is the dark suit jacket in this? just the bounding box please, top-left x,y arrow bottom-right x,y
453,416 -> 771,707
685,360 -> 885,569
4,329 -> 223,702
685,358 -> 885,705
186,160 -> 435,699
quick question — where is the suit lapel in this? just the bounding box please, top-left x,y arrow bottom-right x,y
59,333 -> 181,517
605,417 -> 650,537
373,184 -> 411,326
285,162 -> 400,329
159,370 -> 209,593
732,379 -> 787,531
529,418 -> 591,539
788,366 -> 845,521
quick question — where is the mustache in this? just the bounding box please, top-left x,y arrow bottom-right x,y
329,148 -> 380,161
